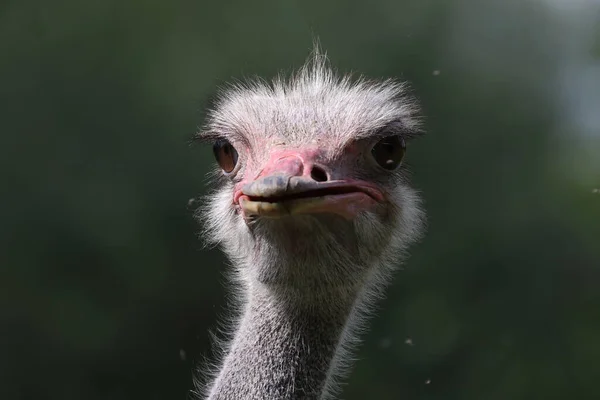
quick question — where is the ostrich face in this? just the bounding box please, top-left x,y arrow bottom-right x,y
199,59 -> 424,289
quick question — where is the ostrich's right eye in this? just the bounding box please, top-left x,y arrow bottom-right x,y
213,139 -> 238,173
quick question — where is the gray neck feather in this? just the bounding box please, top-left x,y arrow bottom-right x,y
207,282 -> 360,400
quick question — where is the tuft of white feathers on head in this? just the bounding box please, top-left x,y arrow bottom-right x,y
198,47 -> 422,149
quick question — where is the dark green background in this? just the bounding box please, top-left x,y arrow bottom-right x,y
2,0 -> 599,399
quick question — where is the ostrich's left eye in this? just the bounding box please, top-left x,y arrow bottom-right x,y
371,135 -> 406,170
213,139 -> 238,173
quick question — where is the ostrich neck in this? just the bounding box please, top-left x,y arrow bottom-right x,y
207,280 -> 360,400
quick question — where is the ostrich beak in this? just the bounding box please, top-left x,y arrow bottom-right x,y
233,152 -> 384,219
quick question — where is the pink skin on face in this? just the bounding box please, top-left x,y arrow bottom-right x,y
233,148 -> 385,220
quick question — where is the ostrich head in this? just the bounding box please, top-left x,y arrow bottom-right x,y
197,53 -> 424,301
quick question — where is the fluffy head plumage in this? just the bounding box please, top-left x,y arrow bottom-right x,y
200,51 -> 421,149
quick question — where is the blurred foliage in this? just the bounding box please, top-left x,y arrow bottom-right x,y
1,0 -> 599,399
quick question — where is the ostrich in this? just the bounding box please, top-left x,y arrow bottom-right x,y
195,51 -> 425,400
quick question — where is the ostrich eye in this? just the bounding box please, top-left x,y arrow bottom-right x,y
371,135 -> 406,170
213,139 -> 238,173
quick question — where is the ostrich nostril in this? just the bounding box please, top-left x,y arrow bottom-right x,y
310,165 -> 328,182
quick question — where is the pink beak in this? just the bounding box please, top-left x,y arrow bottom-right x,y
233,149 -> 384,220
